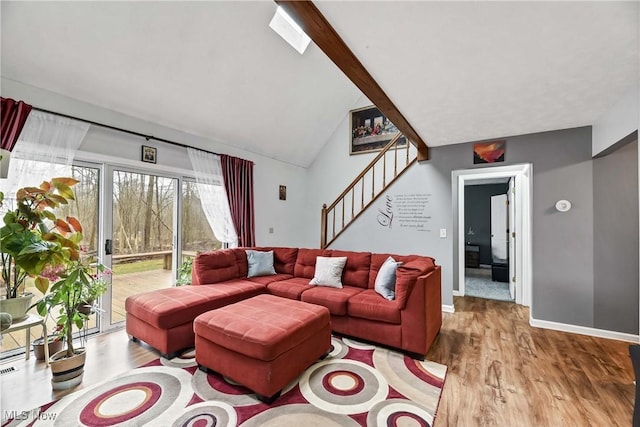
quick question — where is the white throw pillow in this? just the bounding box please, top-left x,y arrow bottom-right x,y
375,256 -> 403,300
309,256 -> 347,288
246,250 -> 276,278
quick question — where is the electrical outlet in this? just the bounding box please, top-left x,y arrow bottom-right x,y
439,228 -> 447,238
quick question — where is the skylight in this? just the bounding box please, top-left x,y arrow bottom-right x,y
269,6 -> 311,55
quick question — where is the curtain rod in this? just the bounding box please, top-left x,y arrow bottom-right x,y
33,106 -> 221,156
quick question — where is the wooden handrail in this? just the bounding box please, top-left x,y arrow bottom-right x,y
320,133 -> 417,248
325,132 -> 404,212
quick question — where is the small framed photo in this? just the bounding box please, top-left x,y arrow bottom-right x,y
279,185 -> 287,201
142,145 -> 157,164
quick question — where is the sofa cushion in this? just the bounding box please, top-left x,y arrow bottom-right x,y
192,249 -> 242,285
247,273 -> 293,286
375,256 -> 403,300
194,294 -> 330,361
368,253 -> 435,289
268,247 -> 299,275
246,250 -> 276,278
267,277 -> 312,300
294,248 -> 332,279
330,250 -> 371,289
243,247 -> 299,275
309,256 -> 347,288
348,289 -> 401,324
301,285 -> 363,316
125,280 -> 265,329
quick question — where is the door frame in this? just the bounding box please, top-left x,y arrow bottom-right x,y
452,163 -> 533,306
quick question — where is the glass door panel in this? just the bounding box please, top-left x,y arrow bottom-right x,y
1,164 -> 100,358
110,170 -> 176,324
179,180 -> 221,282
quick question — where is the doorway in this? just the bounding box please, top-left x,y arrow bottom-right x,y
464,179 -> 514,302
452,164 -> 532,306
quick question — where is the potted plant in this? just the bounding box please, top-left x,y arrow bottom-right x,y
0,178 -> 80,322
35,257 -> 109,389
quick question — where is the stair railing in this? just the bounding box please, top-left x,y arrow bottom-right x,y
320,132 -> 417,248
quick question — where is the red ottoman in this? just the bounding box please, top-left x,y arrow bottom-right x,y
194,294 -> 331,403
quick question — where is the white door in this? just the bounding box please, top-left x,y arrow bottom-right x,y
490,194 -> 508,261
507,179 -> 516,299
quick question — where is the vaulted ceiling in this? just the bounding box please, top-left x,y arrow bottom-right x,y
2,1 -> 638,167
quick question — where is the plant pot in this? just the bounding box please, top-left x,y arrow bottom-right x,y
50,347 -> 86,390
32,337 -> 64,361
0,293 -> 33,322
0,312 -> 12,331
76,299 -> 94,315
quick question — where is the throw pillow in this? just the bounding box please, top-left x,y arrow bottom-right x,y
246,250 -> 276,278
309,256 -> 347,288
375,256 -> 403,300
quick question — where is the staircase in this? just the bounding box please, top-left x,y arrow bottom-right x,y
320,132 -> 418,248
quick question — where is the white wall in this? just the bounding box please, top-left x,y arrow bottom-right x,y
592,82 -> 639,156
1,78 -> 309,247
303,96 -> 374,246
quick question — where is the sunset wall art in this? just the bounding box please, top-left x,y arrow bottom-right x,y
473,141 -> 505,164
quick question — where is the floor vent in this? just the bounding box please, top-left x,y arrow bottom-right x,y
0,366 -> 16,376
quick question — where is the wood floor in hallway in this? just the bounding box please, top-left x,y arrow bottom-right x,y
1,296 -> 634,426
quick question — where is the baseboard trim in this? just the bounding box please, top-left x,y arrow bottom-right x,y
442,304 -> 455,313
530,318 -> 640,343
452,290 -> 462,297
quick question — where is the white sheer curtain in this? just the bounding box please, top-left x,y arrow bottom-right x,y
187,147 -> 238,246
1,111 -> 90,207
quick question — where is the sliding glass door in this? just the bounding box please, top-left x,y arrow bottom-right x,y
1,163 -> 101,357
108,169 -> 177,325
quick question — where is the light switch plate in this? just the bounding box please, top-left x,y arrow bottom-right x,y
439,228 -> 447,238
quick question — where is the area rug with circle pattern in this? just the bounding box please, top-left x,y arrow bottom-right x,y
3,336 -> 447,427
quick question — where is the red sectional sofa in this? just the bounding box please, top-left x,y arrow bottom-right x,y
125,247 -> 442,359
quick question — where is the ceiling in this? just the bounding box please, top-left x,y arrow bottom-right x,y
2,1 -> 638,168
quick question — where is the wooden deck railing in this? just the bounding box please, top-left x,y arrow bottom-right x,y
112,250 -> 198,270
320,133 -> 417,248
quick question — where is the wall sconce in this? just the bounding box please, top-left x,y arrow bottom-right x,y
555,200 -> 571,212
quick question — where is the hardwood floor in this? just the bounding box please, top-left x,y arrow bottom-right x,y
0,296 -> 635,425
429,297 -> 634,426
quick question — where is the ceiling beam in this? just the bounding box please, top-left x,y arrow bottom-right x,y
275,0 -> 429,161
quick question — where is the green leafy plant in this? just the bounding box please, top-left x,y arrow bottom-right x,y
0,178 -> 82,299
35,259 -> 109,358
176,257 -> 193,286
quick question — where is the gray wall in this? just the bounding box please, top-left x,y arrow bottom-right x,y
464,183 -> 509,265
593,140 -> 639,334
308,124 -> 639,334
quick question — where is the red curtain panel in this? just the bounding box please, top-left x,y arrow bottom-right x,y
1,97 -> 33,151
220,154 -> 255,247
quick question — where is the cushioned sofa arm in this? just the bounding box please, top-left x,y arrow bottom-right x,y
395,259 -> 436,310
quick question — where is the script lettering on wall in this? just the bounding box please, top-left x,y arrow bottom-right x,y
377,193 -> 432,231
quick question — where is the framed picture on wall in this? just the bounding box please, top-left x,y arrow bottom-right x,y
473,141 -> 505,164
349,106 -> 407,155
142,145 -> 157,164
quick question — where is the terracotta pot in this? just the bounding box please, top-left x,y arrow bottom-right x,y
0,293 -> 33,322
32,337 -> 64,361
50,347 -> 86,390
76,299 -> 94,315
